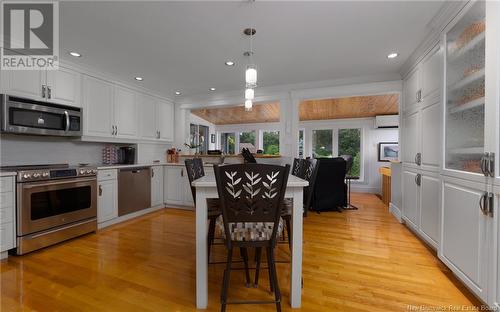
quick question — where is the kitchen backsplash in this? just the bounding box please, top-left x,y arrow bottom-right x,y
0,134 -> 170,166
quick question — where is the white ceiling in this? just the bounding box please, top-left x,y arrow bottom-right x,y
60,1 -> 444,99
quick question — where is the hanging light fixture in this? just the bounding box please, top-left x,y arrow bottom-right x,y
243,25 -> 257,111
245,99 -> 253,111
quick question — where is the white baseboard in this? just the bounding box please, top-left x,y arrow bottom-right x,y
0,251 -> 8,260
98,205 -> 166,229
350,185 -> 378,193
389,203 -> 403,223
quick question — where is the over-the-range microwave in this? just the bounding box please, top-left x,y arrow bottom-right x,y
0,94 -> 82,137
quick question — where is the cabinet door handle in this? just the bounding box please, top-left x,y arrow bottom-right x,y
99,185 -> 103,196
416,90 -> 419,102
42,85 -> 46,98
151,169 -> 155,178
487,192 -> 494,217
158,131 -> 161,139
488,153 -> 495,178
414,173 -> 421,186
47,86 -> 52,99
181,169 -> 184,177
479,192 -> 488,215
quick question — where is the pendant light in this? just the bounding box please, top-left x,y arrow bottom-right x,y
243,26 -> 257,111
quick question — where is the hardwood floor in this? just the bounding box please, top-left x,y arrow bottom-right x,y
1,193 -> 480,311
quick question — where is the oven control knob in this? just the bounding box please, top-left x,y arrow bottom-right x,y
23,173 -> 31,179
79,169 -> 85,175
33,173 -> 41,178
42,172 -> 49,178
86,169 -> 92,174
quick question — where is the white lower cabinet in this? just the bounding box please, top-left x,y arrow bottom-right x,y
402,169 -> 420,229
419,173 -> 440,246
97,170 -> 118,224
440,176 -> 490,302
163,166 -> 193,207
402,168 -> 440,249
0,176 -> 16,258
151,166 -> 164,207
490,188 -> 500,309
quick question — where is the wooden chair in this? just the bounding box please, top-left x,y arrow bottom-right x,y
184,158 -> 221,263
214,163 -> 290,312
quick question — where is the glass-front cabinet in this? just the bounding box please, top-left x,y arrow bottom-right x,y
444,0 -> 486,175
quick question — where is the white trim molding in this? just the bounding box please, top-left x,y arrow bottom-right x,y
389,203 -> 403,223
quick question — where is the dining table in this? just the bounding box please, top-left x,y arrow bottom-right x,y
191,173 -> 309,309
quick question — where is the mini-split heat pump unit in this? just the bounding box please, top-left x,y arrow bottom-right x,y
374,115 -> 399,129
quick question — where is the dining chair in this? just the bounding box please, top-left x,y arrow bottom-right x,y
185,158 -> 221,263
214,163 -> 290,312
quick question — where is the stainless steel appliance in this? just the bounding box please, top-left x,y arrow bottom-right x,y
1,164 -> 97,255
1,94 -> 82,137
118,146 -> 136,164
118,167 -> 151,216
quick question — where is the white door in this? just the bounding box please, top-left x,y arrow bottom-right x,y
158,100 -> 174,142
151,166 -> 164,207
403,66 -> 420,112
0,69 -> 45,101
164,167 -> 184,205
97,179 -> 118,223
440,177 -> 489,301
139,94 -> 158,140
46,67 -> 81,107
421,100 -> 441,171
402,169 -> 420,230
402,110 -> 420,166
82,75 -> 114,138
419,172 -> 440,247
421,43 -> 442,100
114,86 -> 138,139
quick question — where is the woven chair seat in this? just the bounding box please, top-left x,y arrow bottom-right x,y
216,215 -> 284,242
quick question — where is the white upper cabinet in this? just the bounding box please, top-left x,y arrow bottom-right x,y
139,95 -> 174,142
1,66 -> 81,107
139,93 -> 158,140
113,86 -> 138,139
403,67 -> 421,111
158,100 -> 174,142
82,75 -> 114,138
45,67 -> 81,107
421,44 -> 443,100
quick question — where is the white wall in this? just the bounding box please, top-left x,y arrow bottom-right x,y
136,142 -> 171,163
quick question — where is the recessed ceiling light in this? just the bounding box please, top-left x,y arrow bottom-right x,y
175,91 -> 182,95
135,77 -> 143,81
209,87 -> 216,91
387,52 -> 399,59
69,51 -> 81,57
225,61 -> 235,66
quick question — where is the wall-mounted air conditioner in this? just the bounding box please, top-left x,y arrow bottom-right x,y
374,115 -> 399,128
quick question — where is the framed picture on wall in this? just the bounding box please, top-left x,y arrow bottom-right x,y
210,134 -> 216,143
378,142 -> 399,162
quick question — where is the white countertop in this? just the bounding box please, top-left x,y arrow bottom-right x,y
192,174 -> 308,188
0,171 -> 17,177
97,162 -> 215,170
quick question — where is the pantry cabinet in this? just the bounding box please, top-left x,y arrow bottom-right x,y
0,65 -> 81,107
151,166 -> 164,207
402,169 -> 419,229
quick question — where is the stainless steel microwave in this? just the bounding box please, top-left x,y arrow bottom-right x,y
1,94 -> 82,137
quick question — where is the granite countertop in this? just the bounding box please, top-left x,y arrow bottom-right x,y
0,171 -> 17,177
96,162 -> 213,170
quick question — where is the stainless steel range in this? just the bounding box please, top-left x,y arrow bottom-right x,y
1,164 -> 97,255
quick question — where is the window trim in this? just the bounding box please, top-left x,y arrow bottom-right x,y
260,129 -> 280,155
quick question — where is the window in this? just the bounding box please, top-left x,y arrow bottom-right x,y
312,129 -> 333,158
338,128 -> 361,177
298,129 -> 304,158
221,132 -> 235,154
190,124 -> 209,153
262,131 -> 280,155
239,131 -> 256,153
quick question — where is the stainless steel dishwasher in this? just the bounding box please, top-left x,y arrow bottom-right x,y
118,167 -> 151,216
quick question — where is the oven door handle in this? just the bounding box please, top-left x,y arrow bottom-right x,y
64,110 -> 70,132
21,177 -> 96,189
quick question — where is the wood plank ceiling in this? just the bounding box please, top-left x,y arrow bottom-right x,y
191,94 -> 399,125
191,102 -> 281,125
299,94 -> 399,121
